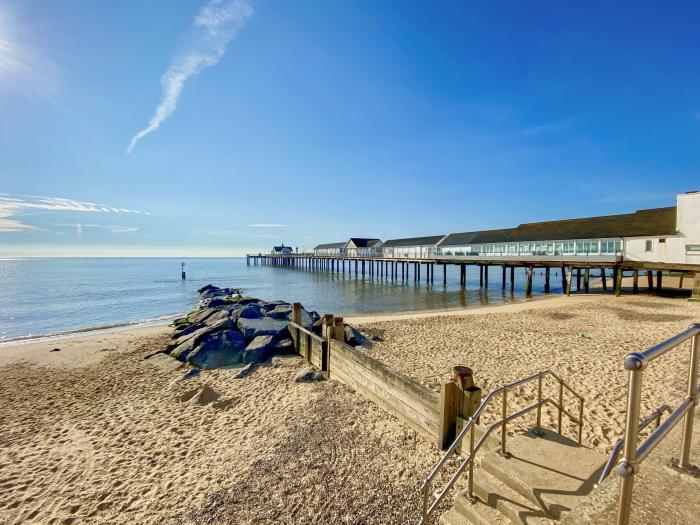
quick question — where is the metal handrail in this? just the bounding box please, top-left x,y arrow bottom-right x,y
596,404 -> 671,488
616,323 -> 700,525
419,369 -> 585,524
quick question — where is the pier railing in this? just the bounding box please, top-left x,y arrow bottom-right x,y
615,323 -> 700,525
418,369 -> 584,524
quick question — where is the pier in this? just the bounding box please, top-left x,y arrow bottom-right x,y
245,252 -> 699,299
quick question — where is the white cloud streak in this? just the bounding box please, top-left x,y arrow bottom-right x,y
126,0 -> 253,154
246,223 -> 287,228
0,194 -> 149,233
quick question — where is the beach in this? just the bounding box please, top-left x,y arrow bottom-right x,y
1,294 -> 699,524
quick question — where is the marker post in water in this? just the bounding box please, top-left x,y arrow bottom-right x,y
181,262 -> 186,280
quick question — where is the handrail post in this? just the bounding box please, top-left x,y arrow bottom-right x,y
421,481 -> 429,524
678,329 -> 699,469
468,422 -> 476,500
616,354 -> 645,525
534,373 -> 544,435
500,390 -> 508,455
558,382 -> 564,434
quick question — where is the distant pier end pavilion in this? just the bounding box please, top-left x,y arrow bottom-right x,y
248,191 -> 700,299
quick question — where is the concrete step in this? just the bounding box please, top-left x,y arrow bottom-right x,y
452,490 -> 508,525
439,507 -> 480,525
472,470 -> 556,525
480,428 -> 607,520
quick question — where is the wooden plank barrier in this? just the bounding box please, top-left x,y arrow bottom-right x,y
289,320 -> 442,443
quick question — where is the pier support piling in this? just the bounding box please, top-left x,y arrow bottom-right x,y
544,267 -> 550,293
525,266 -> 533,297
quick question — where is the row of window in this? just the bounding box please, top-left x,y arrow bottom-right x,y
439,239 -> 623,257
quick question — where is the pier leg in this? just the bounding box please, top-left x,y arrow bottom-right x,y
502,266 -> 506,289
561,265 -> 567,293
679,273 -> 685,288
566,267 -> 573,296
584,268 -> 590,293
647,270 -> 653,291
633,270 -> 639,294
484,266 -> 489,288
691,273 -> 700,302
615,268 -> 623,297
443,264 -> 447,285
601,268 -> 607,290
544,267 -> 550,293
576,268 -> 582,291
525,266 -> 533,297
656,270 -> 663,291
479,265 -> 483,287
460,264 -> 466,287
510,266 -> 515,292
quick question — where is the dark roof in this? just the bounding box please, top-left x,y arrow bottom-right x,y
509,207 -> 677,241
383,235 -> 445,247
439,228 -> 515,247
314,242 -> 346,250
347,238 -> 382,248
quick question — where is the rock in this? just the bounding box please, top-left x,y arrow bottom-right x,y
271,355 -> 302,367
172,317 -> 191,329
204,309 -> 232,325
344,325 -> 369,347
273,337 -> 294,353
170,339 -> 197,362
293,365 -> 324,382
265,304 -> 293,320
261,300 -> 288,309
312,318 -> 323,335
243,335 -> 275,363
188,307 -> 218,325
239,303 -> 264,319
237,317 -> 289,341
233,363 -> 258,378
172,317 -> 235,349
174,322 -> 204,339
187,330 -> 246,369
201,297 -> 227,308
371,335 -> 383,342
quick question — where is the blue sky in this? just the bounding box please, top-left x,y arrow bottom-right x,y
1,0 -> 699,256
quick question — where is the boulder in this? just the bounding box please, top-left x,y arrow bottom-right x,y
312,318 -> 323,335
204,309 -> 232,325
174,321 -> 204,339
170,338 -> 197,361
237,317 -> 290,341
243,335 -> 275,364
187,330 -> 246,369
239,303 -> 265,319
273,337 -> 294,353
188,307 -> 218,325
265,304 -> 293,320
344,325 -> 369,347
171,317 -> 235,349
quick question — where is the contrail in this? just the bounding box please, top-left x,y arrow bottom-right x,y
126,0 -> 253,154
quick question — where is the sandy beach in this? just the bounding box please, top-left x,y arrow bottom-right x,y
1,293 -> 699,524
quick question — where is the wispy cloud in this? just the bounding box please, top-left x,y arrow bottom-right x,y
126,0 -> 253,154
0,194 -> 149,233
246,223 -> 287,228
53,223 -> 139,234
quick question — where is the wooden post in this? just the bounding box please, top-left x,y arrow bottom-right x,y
615,268 -> 623,297
544,266 -> 550,293
679,273 -> 685,288
321,314 -> 334,372
443,263 -> 447,285
439,381 -> 460,450
647,270 -> 653,291
584,268 -> 590,293
566,266 -> 573,296
601,268 -> 607,290
656,270 -> 663,291
502,265 -> 506,289
479,265 -> 483,287
510,266 -> 515,292
484,265 -> 489,288
333,316 -> 344,341
291,303 -> 302,325
576,268 -> 582,291
690,273 -> 700,302
525,266 -> 533,297
561,265 -> 567,294
633,270 -> 639,294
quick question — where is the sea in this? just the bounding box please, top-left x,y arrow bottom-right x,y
0,257 -> 562,342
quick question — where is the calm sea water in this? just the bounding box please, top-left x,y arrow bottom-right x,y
0,257 -> 562,342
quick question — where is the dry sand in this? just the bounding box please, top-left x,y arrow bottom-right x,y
2,294 -> 699,524
0,326 -> 440,525
356,294 -> 700,454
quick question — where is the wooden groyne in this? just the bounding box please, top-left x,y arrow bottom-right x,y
247,253 -> 699,299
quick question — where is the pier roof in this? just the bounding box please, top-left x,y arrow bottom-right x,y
509,206 -> 677,241
439,228 -> 515,247
383,235 -> 445,247
347,238 -> 382,248
313,242 -> 346,250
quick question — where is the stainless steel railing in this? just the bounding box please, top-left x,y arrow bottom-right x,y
418,369 -> 584,524
616,323 -> 700,525
595,404 -> 671,488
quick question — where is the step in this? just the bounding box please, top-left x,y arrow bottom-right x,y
439,507 -> 479,525
471,469 -> 556,525
480,428 -> 607,520
451,490 -> 508,525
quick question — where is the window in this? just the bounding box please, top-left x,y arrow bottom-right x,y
645,240 -> 653,252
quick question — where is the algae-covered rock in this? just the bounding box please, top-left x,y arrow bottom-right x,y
243,335 -> 275,364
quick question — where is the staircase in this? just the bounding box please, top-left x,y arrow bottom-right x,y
439,428 -> 606,525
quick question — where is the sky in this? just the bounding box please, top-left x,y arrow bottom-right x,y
1,0 -> 699,257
